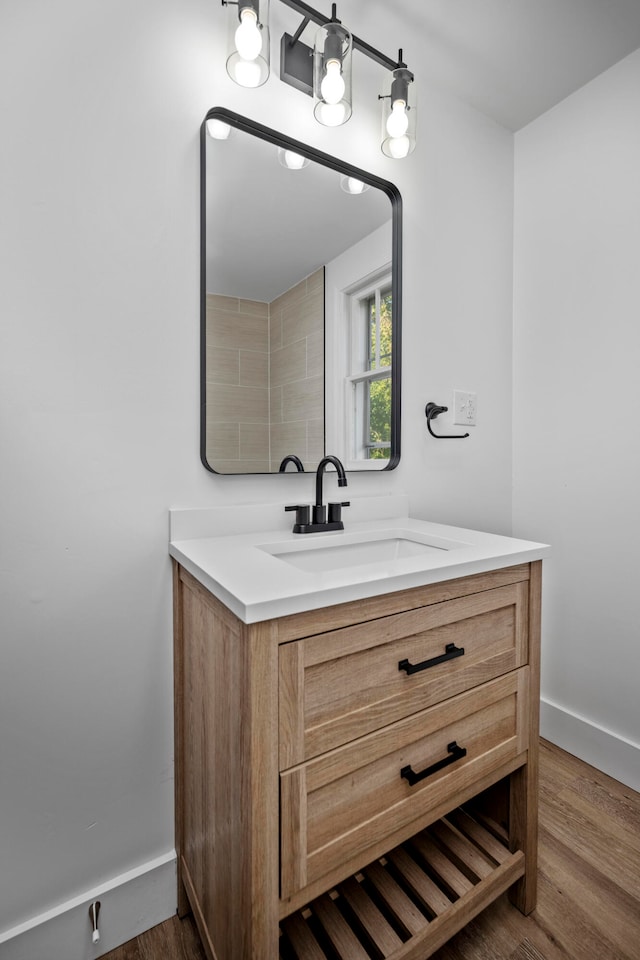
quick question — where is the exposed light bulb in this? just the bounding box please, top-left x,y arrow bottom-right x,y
206,119 -> 231,140
283,150 -> 306,169
320,59 -> 345,105
386,100 -> 409,138
234,7 -> 262,61
233,59 -> 262,87
387,134 -> 410,159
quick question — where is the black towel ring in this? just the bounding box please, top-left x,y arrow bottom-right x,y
425,402 -> 469,439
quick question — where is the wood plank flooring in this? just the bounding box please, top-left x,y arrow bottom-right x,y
101,740 -> 640,960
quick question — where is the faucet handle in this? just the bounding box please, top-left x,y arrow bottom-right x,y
328,501 -> 350,523
285,504 -> 310,526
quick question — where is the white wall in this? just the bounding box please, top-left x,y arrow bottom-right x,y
0,0 -> 514,951
513,48 -> 640,788
402,93 -> 515,534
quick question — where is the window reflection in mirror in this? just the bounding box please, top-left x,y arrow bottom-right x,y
201,108 -> 402,474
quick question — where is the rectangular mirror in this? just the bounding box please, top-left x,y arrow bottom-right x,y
201,108 -> 402,474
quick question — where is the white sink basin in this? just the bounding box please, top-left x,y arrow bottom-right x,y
258,529 -> 467,573
170,499 -> 550,622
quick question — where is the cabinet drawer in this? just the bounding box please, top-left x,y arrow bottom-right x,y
280,668 -> 529,900
279,582 -> 528,767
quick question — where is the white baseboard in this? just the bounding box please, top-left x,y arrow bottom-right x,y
540,698 -> 640,793
0,851 -> 177,960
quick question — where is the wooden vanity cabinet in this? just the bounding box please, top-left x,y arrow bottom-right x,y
173,560 -> 542,960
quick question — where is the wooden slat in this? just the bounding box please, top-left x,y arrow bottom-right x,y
363,861 -> 428,938
386,847 -> 452,916
464,805 -> 510,845
446,808 -> 512,864
409,833 -> 474,898
428,819 -> 495,879
281,912 -> 327,960
311,894 -> 372,959
338,876 -> 404,955
388,853 -> 526,960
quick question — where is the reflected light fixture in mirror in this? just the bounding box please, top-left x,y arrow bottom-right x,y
340,175 -> 369,195
222,0 -> 416,158
224,0 -> 270,88
278,147 -> 310,169
207,118 -> 232,139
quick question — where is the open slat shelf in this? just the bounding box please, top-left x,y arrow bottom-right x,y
279,808 -> 525,960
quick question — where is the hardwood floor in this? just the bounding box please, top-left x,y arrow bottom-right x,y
99,913 -> 204,960
102,740 -> 640,960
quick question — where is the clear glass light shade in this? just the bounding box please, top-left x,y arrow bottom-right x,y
380,67 -> 416,159
226,0 -> 270,88
313,22 -> 352,126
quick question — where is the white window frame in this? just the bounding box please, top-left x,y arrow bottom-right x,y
344,270 -> 392,464
324,222 -> 393,470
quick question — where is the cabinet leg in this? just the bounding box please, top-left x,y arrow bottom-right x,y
510,561 -> 542,915
176,858 -> 190,919
508,760 -> 538,915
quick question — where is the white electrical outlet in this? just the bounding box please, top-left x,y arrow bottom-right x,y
453,390 -> 477,426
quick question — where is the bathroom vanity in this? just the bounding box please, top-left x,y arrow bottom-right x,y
170,501 -> 548,959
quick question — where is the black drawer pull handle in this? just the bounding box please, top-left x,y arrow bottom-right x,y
401,741 -> 467,787
398,642 -> 464,675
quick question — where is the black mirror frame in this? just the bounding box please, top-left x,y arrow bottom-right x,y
200,106 -> 402,474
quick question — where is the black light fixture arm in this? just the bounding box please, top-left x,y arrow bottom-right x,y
288,14 -> 310,45
277,0 -> 401,71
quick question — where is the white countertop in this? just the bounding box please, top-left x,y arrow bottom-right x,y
169,497 -> 550,624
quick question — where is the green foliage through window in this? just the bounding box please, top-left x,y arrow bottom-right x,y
365,287 -> 392,459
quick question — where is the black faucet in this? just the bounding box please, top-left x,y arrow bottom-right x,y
278,454 -> 305,473
314,455 -> 347,523
285,455 -> 350,534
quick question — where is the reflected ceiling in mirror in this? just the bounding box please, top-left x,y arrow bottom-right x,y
201,108 -> 402,475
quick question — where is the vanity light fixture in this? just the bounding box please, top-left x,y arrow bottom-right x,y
222,0 -> 417,157
380,63 -> 416,159
223,0 -> 270,88
313,17 -> 352,126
